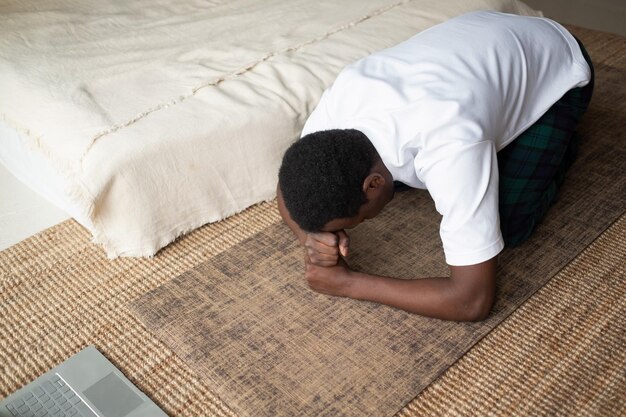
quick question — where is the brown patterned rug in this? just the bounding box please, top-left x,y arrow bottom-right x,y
130,26 -> 626,417
399,212 -> 626,417
1,26 -> 625,417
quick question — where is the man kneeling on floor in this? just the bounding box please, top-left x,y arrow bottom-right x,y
277,11 -> 594,321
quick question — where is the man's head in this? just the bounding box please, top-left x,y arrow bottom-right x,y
278,129 -> 394,233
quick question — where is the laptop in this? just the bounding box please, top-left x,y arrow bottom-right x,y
0,345 -> 168,417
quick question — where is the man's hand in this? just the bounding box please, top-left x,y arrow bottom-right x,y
278,183 -> 349,267
304,230 -> 350,267
304,255 -> 354,297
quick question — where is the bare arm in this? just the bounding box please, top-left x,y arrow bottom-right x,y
277,184 -> 495,321
305,256 -> 497,322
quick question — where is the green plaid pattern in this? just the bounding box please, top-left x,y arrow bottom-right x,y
498,38 -> 595,246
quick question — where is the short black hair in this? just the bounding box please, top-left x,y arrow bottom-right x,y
278,129 -> 379,232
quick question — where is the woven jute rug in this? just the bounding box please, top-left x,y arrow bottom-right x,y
399,212 -> 626,417
1,25 -> 625,417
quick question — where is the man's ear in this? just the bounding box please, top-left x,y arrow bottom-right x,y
362,173 -> 386,196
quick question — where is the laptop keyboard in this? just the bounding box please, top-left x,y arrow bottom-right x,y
5,375 -> 97,417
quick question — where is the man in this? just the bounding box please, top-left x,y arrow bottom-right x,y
277,11 -> 594,321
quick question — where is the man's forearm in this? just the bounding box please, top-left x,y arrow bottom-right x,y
346,271 -> 491,321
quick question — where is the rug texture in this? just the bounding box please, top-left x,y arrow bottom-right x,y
129,26 -> 626,417
399,212 -> 626,417
1,26 -> 625,417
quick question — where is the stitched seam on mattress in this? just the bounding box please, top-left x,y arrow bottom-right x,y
80,0 -> 415,162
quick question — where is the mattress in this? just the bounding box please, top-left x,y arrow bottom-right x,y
0,0 -> 541,257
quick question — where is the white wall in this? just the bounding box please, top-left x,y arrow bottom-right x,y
524,0 -> 626,36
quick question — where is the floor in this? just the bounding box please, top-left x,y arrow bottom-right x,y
1,0 -> 624,251
0,162 -> 69,250
523,0 -> 625,37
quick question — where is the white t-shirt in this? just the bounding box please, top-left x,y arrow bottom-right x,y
301,11 -> 591,266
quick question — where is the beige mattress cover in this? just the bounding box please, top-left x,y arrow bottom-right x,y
0,0 -> 540,257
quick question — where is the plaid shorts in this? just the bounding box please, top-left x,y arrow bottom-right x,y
498,38 -> 595,246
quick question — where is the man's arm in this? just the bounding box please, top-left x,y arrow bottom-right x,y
304,257 -> 497,321
277,183 -> 495,321
277,183 -> 349,266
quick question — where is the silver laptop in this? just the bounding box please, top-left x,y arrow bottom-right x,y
0,345 -> 167,417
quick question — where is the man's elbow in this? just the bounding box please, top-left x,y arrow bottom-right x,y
459,292 -> 494,322
449,259 -> 497,322
465,297 -> 493,321
453,286 -> 495,322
